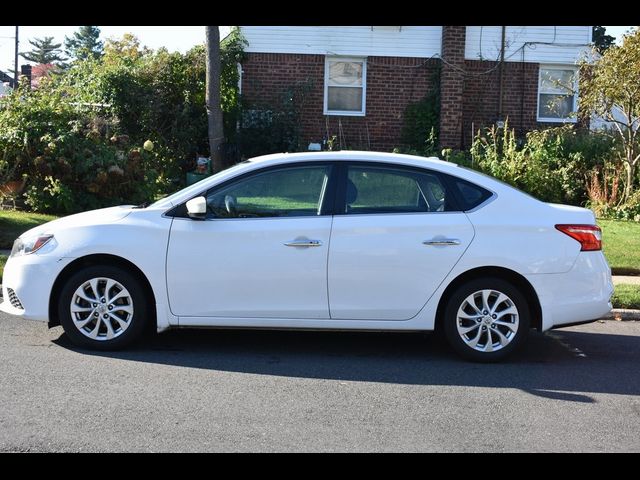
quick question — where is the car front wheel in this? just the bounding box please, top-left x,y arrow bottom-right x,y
58,265 -> 148,350
443,277 -> 530,362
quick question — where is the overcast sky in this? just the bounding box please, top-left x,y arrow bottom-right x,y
0,25 -> 634,75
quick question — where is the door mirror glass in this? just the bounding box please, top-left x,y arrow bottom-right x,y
186,196 -> 207,220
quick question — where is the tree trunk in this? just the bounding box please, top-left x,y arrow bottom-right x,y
624,160 -> 635,202
206,26 -> 224,173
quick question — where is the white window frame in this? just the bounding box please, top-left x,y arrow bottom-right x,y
324,56 -> 367,117
537,65 -> 579,123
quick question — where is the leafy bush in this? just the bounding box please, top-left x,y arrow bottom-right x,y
470,122 -> 616,205
0,31 -> 249,214
394,127 -> 439,158
220,27 -> 248,143
441,148 -> 472,167
399,66 -> 440,154
238,78 -> 315,158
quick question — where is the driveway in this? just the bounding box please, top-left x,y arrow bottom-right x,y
0,312 -> 639,452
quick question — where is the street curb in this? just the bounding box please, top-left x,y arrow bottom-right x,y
602,309 -> 640,321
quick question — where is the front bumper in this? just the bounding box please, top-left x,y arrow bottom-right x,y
0,253 -> 74,322
526,251 -> 614,331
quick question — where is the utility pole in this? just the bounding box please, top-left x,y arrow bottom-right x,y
14,26 -> 18,87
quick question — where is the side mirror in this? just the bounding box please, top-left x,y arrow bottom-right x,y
186,196 -> 207,220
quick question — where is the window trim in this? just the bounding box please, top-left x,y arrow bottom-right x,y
334,162 -> 465,216
323,56 -> 367,117
537,65 -> 579,123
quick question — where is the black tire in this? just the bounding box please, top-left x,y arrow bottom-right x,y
443,277 -> 530,362
58,265 -> 149,350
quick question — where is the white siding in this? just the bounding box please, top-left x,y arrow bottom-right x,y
465,26 -> 593,64
240,26 -> 442,58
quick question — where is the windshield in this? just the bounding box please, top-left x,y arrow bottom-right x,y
148,161 -> 253,209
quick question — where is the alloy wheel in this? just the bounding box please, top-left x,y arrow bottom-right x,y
69,277 -> 134,341
455,289 -> 519,353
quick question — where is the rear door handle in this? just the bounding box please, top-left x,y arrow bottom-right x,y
284,240 -> 323,247
423,239 -> 461,246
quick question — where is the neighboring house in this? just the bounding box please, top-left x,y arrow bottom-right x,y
238,26 -> 592,150
591,104 -> 639,132
30,63 -> 56,89
0,70 -> 14,97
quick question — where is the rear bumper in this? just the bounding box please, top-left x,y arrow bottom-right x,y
526,251 -> 613,331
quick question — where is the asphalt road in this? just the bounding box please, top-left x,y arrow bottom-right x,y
0,312 -> 639,452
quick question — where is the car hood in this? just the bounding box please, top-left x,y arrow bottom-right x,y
20,205 -> 135,238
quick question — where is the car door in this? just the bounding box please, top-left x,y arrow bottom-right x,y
327,162 -> 475,320
166,163 -> 335,319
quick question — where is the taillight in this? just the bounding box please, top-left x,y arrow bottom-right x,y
555,224 -> 602,251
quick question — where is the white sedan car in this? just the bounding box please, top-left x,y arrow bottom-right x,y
0,151 -> 613,361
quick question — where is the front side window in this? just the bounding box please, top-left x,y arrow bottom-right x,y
324,57 -> 366,116
344,165 -> 452,214
206,165 -> 331,218
537,66 -> 578,122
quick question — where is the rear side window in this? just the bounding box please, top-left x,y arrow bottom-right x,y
345,165 -> 454,214
449,177 -> 493,211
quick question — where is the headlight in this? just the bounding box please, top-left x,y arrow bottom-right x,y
10,234 -> 54,257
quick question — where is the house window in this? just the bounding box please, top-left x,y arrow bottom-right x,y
324,57 -> 366,116
537,66 -> 578,123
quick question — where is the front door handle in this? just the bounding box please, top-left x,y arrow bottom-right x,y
284,239 -> 323,247
423,239 -> 461,246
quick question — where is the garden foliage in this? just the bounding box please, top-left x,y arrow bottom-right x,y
0,30 -> 246,214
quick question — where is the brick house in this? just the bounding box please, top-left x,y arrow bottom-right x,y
238,26 -> 592,151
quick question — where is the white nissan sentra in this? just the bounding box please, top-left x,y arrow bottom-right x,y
0,151 -> 613,361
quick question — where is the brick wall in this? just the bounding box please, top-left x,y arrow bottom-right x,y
241,49 -> 562,153
439,26 -> 466,149
241,53 -> 440,152
462,60 -> 540,147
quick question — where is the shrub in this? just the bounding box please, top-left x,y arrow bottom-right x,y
470,122 -> 616,205
393,127 -> 439,158
0,81 -> 157,214
238,78 -> 315,158
399,65 -> 440,154
0,31 -> 251,214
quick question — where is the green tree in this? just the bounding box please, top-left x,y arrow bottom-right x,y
64,26 -> 104,61
592,26 -> 616,54
103,33 -> 150,65
219,27 -> 247,143
580,27 -> 640,201
19,36 -> 65,65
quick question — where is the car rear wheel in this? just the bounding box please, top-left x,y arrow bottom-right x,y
443,277 -> 530,362
58,265 -> 148,350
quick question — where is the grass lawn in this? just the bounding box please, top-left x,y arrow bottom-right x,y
598,219 -> 640,275
0,210 -> 58,249
611,284 -> 640,310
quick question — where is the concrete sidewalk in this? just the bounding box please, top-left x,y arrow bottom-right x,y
613,275 -> 640,285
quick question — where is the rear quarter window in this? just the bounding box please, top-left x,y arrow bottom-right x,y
449,177 -> 493,211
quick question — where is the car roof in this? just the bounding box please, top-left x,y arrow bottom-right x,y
247,150 -> 454,169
